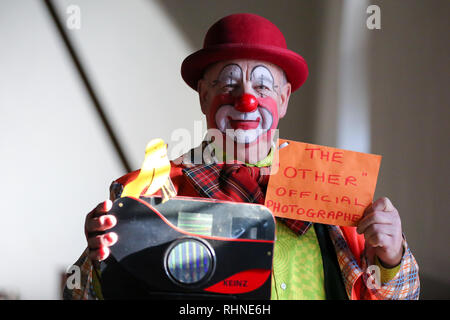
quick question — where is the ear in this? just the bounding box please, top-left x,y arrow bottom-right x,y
278,82 -> 291,119
197,78 -> 209,115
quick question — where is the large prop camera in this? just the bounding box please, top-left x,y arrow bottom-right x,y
100,196 -> 275,299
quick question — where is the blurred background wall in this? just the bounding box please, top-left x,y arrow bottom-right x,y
0,0 -> 448,299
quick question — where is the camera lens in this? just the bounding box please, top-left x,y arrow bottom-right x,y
166,239 -> 213,285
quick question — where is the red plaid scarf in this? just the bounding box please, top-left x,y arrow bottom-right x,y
182,162 -> 312,236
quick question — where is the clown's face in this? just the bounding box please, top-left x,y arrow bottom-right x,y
198,59 -> 291,163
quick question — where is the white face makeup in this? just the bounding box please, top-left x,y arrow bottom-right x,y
215,105 -> 273,144
251,65 -> 275,96
215,64 -> 242,90
212,64 -> 276,144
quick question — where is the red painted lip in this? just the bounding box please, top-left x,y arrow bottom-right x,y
228,117 -> 261,130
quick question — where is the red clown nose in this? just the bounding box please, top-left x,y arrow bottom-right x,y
235,94 -> 258,113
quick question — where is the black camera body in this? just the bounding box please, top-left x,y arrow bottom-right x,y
100,196 -> 275,299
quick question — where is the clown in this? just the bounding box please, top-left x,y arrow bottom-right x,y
65,13 -> 419,300
196,59 -> 288,165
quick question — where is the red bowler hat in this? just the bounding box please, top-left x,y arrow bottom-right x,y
181,13 -> 308,92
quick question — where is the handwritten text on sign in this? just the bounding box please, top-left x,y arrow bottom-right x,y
265,139 -> 382,226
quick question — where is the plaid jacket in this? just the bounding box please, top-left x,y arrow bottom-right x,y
64,147 -> 420,300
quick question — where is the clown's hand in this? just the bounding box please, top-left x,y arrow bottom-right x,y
356,197 -> 404,268
84,200 -> 118,262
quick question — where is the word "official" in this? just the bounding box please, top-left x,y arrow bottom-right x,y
275,188 -> 367,208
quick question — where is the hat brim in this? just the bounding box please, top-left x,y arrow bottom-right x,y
181,43 -> 308,92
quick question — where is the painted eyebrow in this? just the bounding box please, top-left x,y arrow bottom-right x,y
216,64 -> 243,84
250,65 -> 275,85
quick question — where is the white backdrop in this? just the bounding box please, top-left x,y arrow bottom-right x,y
0,0 -> 203,299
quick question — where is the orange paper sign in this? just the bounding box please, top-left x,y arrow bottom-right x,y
265,139 -> 382,226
